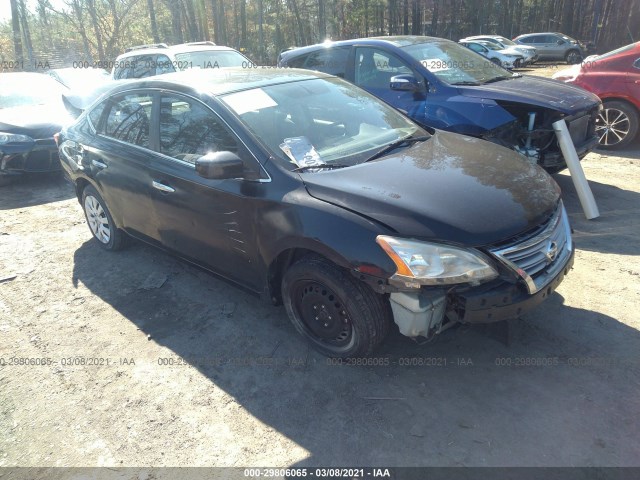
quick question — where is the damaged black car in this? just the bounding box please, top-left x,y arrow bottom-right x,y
278,36 -> 602,173
58,69 -> 574,358
0,72 -> 73,185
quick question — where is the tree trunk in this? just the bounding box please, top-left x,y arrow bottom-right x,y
240,0 -> 247,47
147,0 -> 161,42
183,0 -> 200,41
318,0 -> 326,41
17,0 -> 33,68
9,0 -> 23,66
86,0 -> 106,61
430,0 -> 439,36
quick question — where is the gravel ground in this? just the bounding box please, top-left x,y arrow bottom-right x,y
1,67 -> 639,474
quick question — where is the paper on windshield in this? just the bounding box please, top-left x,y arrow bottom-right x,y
223,88 -> 277,115
279,137 -> 324,168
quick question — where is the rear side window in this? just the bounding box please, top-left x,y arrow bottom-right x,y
304,48 -> 350,77
285,53 -> 310,68
102,93 -> 153,148
130,55 -> 156,79
159,95 -> 238,163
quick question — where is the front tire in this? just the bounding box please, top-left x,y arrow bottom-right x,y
81,185 -> 124,251
490,57 -> 502,67
565,50 -> 582,64
282,255 -> 391,358
596,100 -> 639,149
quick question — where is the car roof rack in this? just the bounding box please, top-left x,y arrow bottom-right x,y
181,41 -> 217,46
125,43 -> 169,52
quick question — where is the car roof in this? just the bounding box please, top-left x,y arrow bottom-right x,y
281,35 -> 452,58
116,43 -> 240,60
98,68 -> 335,97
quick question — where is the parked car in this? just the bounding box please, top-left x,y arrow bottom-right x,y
461,35 -> 538,64
46,67 -> 111,90
459,40 -> 525,69
278,36 -> 602,172
552,42 -> 640,149
58,68 -> 574,357
112,41 -> 252,80
513,32 -> 586,64
0,72 -> 72,185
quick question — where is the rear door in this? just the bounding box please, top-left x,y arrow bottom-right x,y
83,91 -> 158,238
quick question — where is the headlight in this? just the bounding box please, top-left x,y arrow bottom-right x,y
0,132 -> 34,144
376,235 -> 498,287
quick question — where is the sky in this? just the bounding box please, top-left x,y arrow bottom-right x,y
0,0 -> 67,23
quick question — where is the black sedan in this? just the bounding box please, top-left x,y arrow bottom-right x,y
57,69 -> 574,357
0,72 -> 72,185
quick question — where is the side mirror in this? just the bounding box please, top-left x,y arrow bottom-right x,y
196,151 -> 245,180
390,74 -> 420,92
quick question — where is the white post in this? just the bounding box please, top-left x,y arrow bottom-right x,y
552,119 -> 600,220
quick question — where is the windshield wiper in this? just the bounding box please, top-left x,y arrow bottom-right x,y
451,80 -> 481,86
484,74 -> 520,84
292,163 -> 349,172
364,135 -> 430,163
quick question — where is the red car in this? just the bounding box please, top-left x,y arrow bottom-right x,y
553,42 -> 640,149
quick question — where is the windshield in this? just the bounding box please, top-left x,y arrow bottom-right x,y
0,74 -> 66,109
221,77 -> 426,169
496,36 -> 516,46
403,40 -> 513,85
175,50 -> 249,69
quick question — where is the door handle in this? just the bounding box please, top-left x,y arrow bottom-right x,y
91,159 -> 107,169
152,180 -> 175,193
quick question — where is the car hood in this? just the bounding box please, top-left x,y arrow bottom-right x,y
0,104 -> 72,139
458,74 -> 601,114
497,47 -> 523,56
302,131 -> 559,247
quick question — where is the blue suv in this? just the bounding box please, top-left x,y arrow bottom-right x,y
278,36 -> 602,172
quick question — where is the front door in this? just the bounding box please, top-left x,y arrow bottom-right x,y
145,93 -> 264,288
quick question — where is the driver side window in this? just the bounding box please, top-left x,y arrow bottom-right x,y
354,47 -> 412,89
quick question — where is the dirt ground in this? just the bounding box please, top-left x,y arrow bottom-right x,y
1,67 -> 639,473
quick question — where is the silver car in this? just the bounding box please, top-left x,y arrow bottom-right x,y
461,35 -> 538,64
513,32 -> 585,64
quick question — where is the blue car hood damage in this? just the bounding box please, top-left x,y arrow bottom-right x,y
458,74 -> 601,114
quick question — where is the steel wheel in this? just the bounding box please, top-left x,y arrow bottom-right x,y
81,185 -> 124,250
281,255 -> 391,358
84,194 -> 111,244
291,280 -> 355,351
596,100 -> 639,149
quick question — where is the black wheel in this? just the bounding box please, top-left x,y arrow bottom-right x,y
565,50 -> 582,64
81,185 -> 124,251
490,57 -> 502,67
596,100 -> 639,149
282,255 -> 391,358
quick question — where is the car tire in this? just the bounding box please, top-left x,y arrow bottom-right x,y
490,57 -> 502,67
81,185 -> 124,251
596,100 -> 639,149
282,255 -> 391,358
565,50 -> 582,64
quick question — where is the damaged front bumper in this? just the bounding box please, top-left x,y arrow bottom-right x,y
389,247 -> 574,338
0,139 -> 61,177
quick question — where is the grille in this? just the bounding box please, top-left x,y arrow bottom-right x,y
490,202 -> 572,294
23,139 -> 60,172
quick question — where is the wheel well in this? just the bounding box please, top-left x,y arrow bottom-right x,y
601,97 -> 640,114
75,178 -> 90,203
267,248 -> 331,305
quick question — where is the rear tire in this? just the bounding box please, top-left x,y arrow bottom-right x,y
596,100 -> 639,149
282,255 -> 391,358
81,185 -> 124,251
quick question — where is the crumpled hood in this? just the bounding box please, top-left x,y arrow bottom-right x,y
458,74 -> 601,114
302,131 -> 560,247
0,103 -> 72,139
